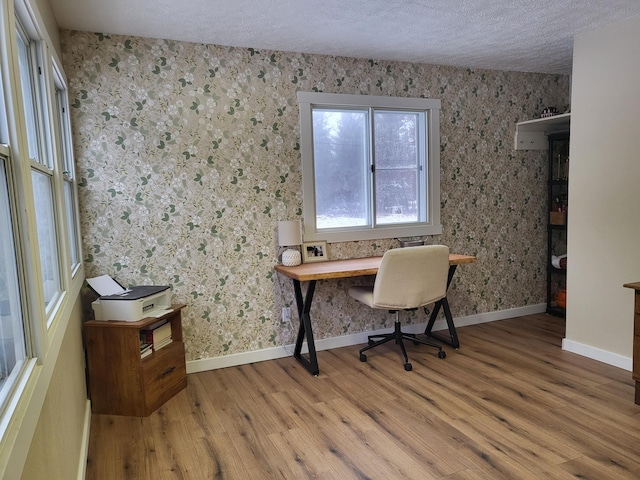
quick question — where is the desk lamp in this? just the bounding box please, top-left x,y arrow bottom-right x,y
278,220 -> 302,266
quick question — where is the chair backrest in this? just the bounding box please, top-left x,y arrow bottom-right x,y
372,245 -> 449,310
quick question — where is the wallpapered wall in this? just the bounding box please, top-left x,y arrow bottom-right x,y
60,30 -> 569,362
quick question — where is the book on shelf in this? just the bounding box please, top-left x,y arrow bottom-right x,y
140,343 -> 153,359
145,318 -> 170,331
153,336 -> 173,351
140,321 -> 171,343
140,320 -> 172,352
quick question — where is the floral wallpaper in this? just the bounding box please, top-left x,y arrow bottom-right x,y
60,30 -> 569,362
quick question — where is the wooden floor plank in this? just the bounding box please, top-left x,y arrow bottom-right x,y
85,313 -> 640,480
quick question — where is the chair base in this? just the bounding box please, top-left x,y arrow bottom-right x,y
359,320 -> 445,371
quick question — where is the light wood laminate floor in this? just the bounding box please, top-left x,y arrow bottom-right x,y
86,313 -> 640,479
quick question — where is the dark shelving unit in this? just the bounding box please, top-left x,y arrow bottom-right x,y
546,132 -> 570,317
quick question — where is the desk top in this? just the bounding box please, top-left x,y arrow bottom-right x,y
274,253 -> 476,282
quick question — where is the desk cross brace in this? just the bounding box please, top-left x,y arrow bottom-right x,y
424,265 -> 460,349
292,279 -> 319,376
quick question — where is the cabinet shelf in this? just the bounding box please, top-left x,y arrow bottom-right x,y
516,113 -> 571,131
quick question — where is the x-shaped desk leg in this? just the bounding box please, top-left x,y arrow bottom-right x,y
424,265 -> 460,349
292,279 -> 319,376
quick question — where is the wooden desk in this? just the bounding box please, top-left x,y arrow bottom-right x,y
275,254 -> 476,376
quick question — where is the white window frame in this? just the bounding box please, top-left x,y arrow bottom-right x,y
15,20 -> 48,168
298,92 -> 442,243
53,63 -> 82,276
0,145 -> 28,399
15,14 -> 66,324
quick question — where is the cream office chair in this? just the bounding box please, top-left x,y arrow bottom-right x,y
349,245 -> 449,371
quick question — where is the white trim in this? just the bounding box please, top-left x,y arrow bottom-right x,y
297,92 -> 441,110
76,399 -> 91,480
186,303 -> 546,374
562,338 -> 632,371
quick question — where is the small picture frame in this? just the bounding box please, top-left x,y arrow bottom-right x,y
302,241 -> 328,263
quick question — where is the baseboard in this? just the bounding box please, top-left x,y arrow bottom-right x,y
77,399 -> 91,480
186,303 -> 546,374
562,338 -> 632,371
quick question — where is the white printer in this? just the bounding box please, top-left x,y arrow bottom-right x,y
88,275 -> 172,321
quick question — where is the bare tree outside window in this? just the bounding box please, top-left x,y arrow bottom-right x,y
299,92 -> 441,243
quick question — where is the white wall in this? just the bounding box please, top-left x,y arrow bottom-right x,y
20,298 -> 89,480
34,0 -> 61,59
565,15 -> 640,368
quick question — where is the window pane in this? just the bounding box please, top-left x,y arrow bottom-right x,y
55,88 -> 73,177
16,30 -> 41,164
63,181 -> 79,267
57,87 -> 80,268
0,72 -> 7,145
374,111 -> 421,225
0,159 -> 26,388
312,109 -> 368,229
31,170 -> 61,309
375,168 -> 419,224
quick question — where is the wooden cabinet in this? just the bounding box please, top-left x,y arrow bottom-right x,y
83,304 -> 187,416
624,283 -> 640,404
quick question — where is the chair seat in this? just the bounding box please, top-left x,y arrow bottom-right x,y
348,285 -> 374,307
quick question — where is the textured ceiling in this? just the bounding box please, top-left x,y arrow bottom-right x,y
49,0 -> 640,74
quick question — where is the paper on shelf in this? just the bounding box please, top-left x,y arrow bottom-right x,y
146,308 -> 173,318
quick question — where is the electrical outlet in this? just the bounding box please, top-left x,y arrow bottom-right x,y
282,307 -> 291,324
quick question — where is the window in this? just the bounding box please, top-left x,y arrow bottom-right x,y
0,148 -> 26,391
31,169 -> 61,309
55,75 -> 81,272
298,92 -> 442,243
0,67 -> 7,146
0,0 -> 84,465
16,20 -> 62,314
0,28 -> 27,394
15,22 -> 46,167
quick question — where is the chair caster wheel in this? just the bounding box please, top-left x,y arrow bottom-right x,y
360,353 -> 367,362
404,362 -> 412,371
438,350 -> 446,359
